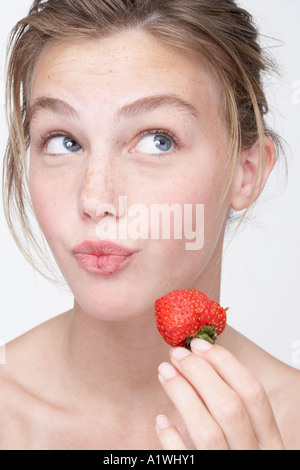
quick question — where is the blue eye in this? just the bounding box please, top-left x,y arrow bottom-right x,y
46,135 -> 83,155
135,131 -> 175,155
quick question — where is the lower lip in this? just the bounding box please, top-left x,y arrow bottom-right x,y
73,252 -> 135,274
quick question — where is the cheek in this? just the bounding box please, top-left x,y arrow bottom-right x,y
154,169 -> 227,231
142,173 -> 226,270
166,167 -> 228,247
28,164 -> 73,242
147,164 -> 227,244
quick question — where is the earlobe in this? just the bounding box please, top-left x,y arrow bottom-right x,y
230,136 -> 276,212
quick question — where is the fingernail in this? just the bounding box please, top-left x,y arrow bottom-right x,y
156,414 -> 171,430
191,338 -> 213,353
170,347 -> 191,361
158,362 -> 178,380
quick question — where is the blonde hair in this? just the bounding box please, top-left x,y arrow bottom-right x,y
2,0 -> 282,283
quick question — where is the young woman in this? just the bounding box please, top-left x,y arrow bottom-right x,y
1,0 -> 299,450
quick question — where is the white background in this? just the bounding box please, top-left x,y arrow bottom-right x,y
0,0 -> 299,368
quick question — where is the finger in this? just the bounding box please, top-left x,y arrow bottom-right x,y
170,347 -> 259,450
155,414 -> 187,450
158,362 -> 229,450
190,339 -> 284,450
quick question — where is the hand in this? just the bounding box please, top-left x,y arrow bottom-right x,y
156,339 -> 284,450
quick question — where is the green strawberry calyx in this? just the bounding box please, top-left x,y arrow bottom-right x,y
185,325 -> 217,350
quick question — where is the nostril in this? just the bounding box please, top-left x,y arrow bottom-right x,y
98,210 -> 110,217
82,210 -> 109,220
80,200 -> 117,221
96,203 -> 117,218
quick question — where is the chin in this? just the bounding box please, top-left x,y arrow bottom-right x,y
75,299 -> 148,323
70,278 -> 151,323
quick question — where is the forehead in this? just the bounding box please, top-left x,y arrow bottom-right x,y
30,29 -> 222,118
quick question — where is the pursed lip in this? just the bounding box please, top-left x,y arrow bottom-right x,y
71,240 -> 137,274
71,240 -> 137,257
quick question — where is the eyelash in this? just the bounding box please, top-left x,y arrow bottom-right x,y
138,129 -> 180,148
36,131 -> 74,150
36,128 -> 180,154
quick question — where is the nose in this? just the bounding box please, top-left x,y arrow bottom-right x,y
78,155 -> 124,223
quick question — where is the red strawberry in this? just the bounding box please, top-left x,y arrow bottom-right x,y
155,289 -> 228,348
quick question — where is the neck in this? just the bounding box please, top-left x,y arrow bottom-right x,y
63,302 -> 171,400
63,287 -> 222,401
61,234 -> 225,405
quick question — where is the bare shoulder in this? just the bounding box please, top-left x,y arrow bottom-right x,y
2,312 -> 68,379
0,312 -> 71,449
0,363 -> 28,449
270,361 -> 300,450
252,342 -> 300,450
224,327 -> 300,449
250,340 -> 300,450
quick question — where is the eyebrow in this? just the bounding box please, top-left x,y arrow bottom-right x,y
29,97 -> 79,122
29,93 -> 199,124
113,94 -> 199,123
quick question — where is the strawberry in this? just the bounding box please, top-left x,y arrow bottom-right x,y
155,289 -> 228,349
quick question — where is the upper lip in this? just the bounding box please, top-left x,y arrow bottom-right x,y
71,240 -> 137,257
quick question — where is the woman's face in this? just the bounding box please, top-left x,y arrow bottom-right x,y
29,29 -> 232,321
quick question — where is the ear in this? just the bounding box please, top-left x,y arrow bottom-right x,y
230,136 -> 276,211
